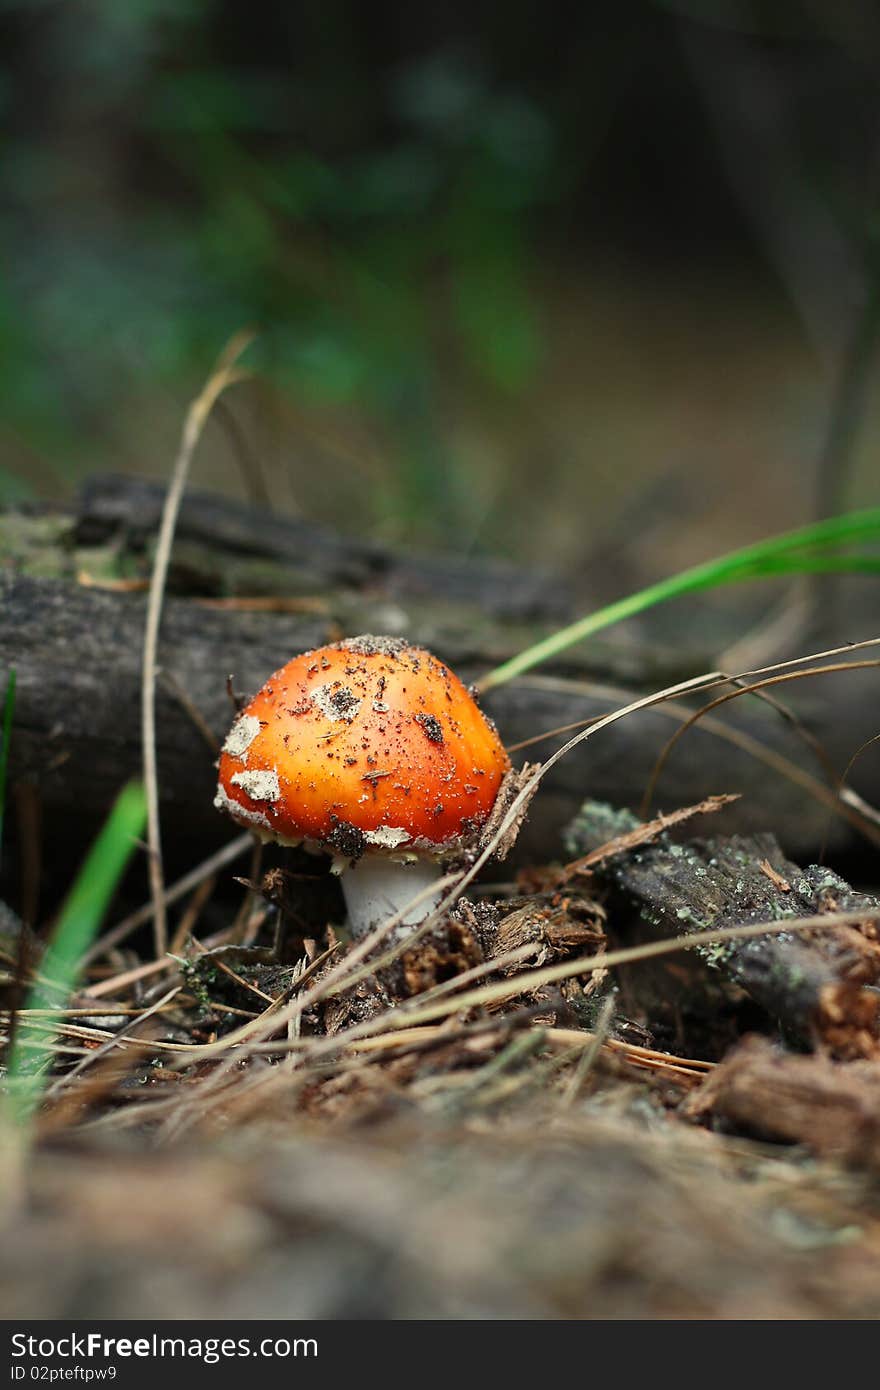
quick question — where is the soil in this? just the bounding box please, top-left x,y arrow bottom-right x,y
3,802 -> 880,1320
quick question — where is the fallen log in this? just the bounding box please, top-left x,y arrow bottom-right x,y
2,475 -> 880,867
563,801 -> 880,1055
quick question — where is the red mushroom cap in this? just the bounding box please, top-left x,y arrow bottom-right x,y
215,636 -> 510,857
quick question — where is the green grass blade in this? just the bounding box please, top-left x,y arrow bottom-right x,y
732,554 -> 880,579
4,781 -> 147,1125
0,669 -> 15,867
479,508 -> 880,690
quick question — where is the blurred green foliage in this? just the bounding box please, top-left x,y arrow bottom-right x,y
3,0 -> 879,545
1,0 -> 570,536
4,780 -> 147,1127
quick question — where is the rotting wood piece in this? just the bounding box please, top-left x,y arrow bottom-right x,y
399,917 -> 484,999
564,801 -> 880,1056
686,1035 -> 880,1170
465,892 -> 607,971
457,891 -> 610,1023
321,971 -> 395,1038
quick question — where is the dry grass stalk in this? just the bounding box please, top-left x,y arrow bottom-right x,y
142,329 -> 254,958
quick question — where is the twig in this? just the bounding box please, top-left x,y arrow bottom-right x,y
502,639 -> 880,848
816,254 -> 880,523
168,875 -> 218,955
44,986 -> 182,1098
559,994 -> 616,1109
232,837 -> 262,942
641,658 -> 880,846
557,793 -> 739,883
82,832 -> 252,965
141,330 -> 254,958
157,670 -> 220,756
213,395 -> 273,512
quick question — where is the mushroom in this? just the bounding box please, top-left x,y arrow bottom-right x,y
214,635 -> 510,938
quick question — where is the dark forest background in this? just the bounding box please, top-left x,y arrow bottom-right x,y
3,0 -> 880,583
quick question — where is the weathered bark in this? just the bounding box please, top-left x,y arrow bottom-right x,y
73,474 -> 573,620
564,801 -> 880,1053
2,475 -> 880,865
686,1036 -> 880,1169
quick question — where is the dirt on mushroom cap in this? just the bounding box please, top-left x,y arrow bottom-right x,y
215,637 -> 510,854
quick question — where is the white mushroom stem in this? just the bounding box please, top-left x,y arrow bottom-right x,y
339,855 -> 444,940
